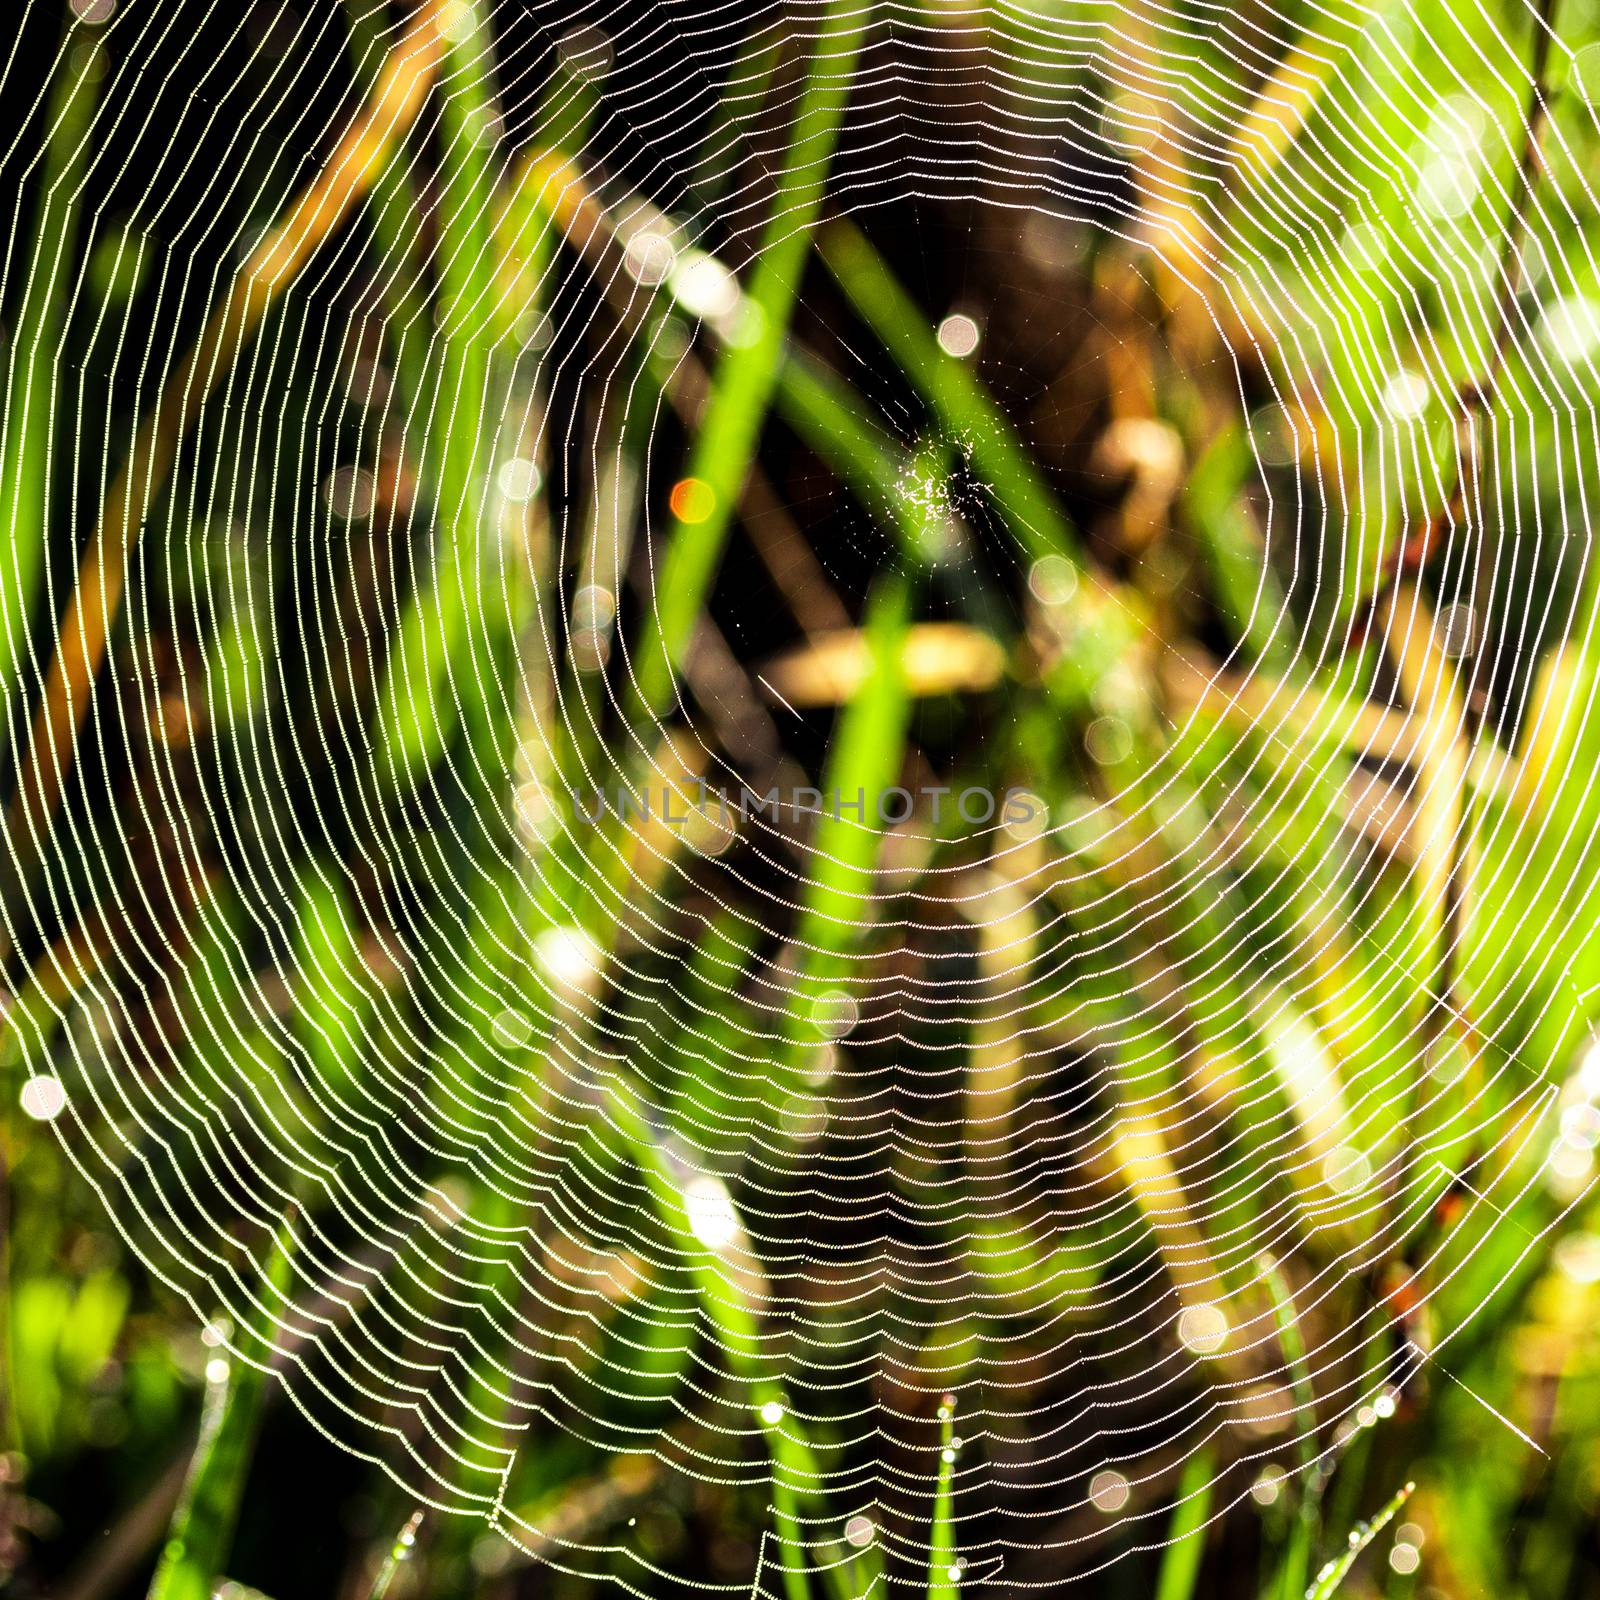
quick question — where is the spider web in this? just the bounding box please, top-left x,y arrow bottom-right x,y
3,0 -> 1600,1590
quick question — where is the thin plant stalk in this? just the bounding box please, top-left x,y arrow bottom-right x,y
1306,1482 -> 1415,1600
1260,1255 -> 1320,1600
364,1510 -> 424,1600
927,1396 -> 958,1600
371,0 -> 504,794
147,1219 -> 297,1600
1154,1451 -> 1214,1600
630,0 -> 868,720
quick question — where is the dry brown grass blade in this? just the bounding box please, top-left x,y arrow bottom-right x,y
1089,417 -> 1184,550
1356,0 -> 1557,625
1137,39 -> 1335,353
1136,36 -> 1341,482
1512,641 -> 1580,820
1162,650 -> 1512,804
1226,48 -> 1339,195
762,622 -> 1006,707
1164,649 -> 1411,753
1102,1118 -> 1237,1335
10,0 -> 446,842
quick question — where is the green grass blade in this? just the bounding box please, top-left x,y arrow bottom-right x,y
927,1396 -> 959,1600
1260,1255 -> 1317,1472
490,40 -> 606,361
1154,1451 -> 1214,1600
1260,1255 -> 1320,1600
697,21 -> 785,208
1182,421 -> 1292,670
364,1510 -> 423,1600
1306,1482 -> 1415,1600
8,3 -> 441,849
791,571 -> 912,952
816,218 -> 1078,567
0,23 -> 104,747
632,0 -> 868,719
606,1085 -> 850,1600
201,596 -> 271,732
778,570 -> 913,1084
774,351 -> 949,568
148,1219 -> 297,1600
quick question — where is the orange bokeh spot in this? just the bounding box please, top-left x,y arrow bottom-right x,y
669,476 -> 716,524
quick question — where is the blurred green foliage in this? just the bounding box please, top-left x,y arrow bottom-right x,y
3,0 -> 1600,1598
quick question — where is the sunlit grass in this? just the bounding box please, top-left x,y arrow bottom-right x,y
0,1 -> 1595,1597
